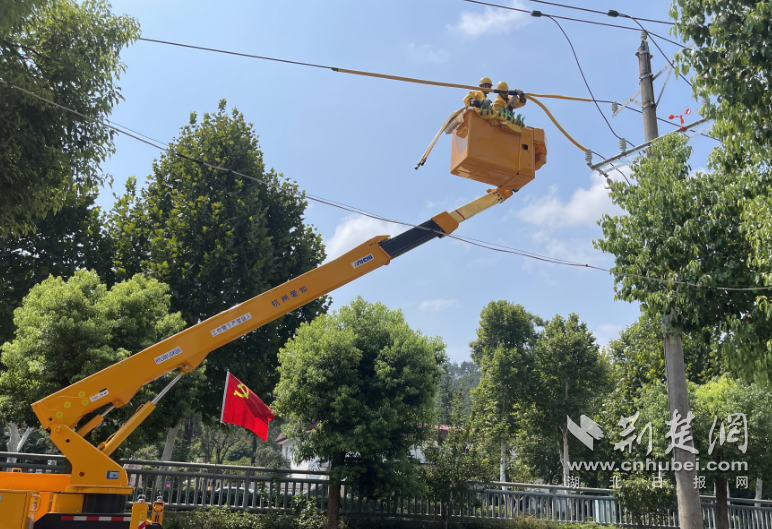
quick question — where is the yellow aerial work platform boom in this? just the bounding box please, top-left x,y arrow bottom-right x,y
0,187 -> 516,529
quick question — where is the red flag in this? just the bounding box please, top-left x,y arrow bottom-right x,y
220,372 -> 275,441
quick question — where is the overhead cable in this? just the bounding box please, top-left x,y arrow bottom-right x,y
510,0 -> 672,25
525,95 -> 587,151
137,38 -> 588,151
457,0 -> 684,47
627,17 -> 693,87
1,77 -> 761,293
541,15 -> 635,148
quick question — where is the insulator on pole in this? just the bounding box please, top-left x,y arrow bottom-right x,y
702,97 -> 710,110
619,138 -> 627,153
585,150 -> 593,165
611,101 -> 619,114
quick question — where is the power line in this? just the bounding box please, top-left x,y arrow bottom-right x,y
139,37 -> 711,142
136,37 -> 598,152
542,14 -> 635,148
0,77 -> 759,293
614,102 -> 717,141
629,19 -> 693,87
469,0 -> 695,86
457,0 -> 684,47
513,0 -> 672,25
461,2 -> 703,139
135,37 -> 648,154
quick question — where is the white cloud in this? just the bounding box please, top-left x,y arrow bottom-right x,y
408,43 -> 450,64
324,214 -> 406,262
514,172 -> 624,229
448,0 -> 530,38
419,298 -> 460,313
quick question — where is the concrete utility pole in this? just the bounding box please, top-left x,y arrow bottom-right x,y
638,32 -> 660,143
637,31 -> 703,529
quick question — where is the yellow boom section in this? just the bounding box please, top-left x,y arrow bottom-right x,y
30,236 -> 391,490
33,236 -> 391,432
17,187 -> 513,497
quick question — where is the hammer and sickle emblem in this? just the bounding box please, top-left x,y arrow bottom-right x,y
234,383 -> 249,399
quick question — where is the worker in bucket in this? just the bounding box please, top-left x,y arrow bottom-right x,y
492,80 -> 527,114
464,77 -> 494,109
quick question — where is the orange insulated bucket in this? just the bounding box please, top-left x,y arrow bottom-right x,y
450,110 -> 547,190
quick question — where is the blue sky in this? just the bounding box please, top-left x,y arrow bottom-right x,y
99,0 -> 715,363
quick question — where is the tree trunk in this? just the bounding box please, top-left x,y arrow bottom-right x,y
756,478 -> 763,506
500,396 -> 507,486
663,319 -> 703,529
561,427 -> 570,487
6,423 -> 20,465
6,424 -> 32,465
183,414 -> 195,455
155,422 -> 181,490
17,427 -> 32,452
251,435 -> 257,466
716,476 -> 729,529
326,480 -> 341,529
500,439 -> 507,482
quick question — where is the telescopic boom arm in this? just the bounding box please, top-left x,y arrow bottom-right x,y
31,187 -> 514,493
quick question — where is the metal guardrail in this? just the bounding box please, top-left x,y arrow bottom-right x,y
3,452 -> 772,527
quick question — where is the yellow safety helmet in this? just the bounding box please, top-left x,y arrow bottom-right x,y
497,80 -> 509,92
479,77 -> 493,87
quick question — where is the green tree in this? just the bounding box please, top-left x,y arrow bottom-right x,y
0,189 -> 113,347
607,312 -> 726,415
435,361 -> 480,424
613,472 -> 677,529
0,270 -> 201,455
0,0 -> 139,238
672,0 -> 772,165
0,0 -> 44,31
636,377 -> 772,529
596,135 -> 757,339
421,389 -> 494,529
669,0 -> 772,385
109,101 -> 327,418
469,301 -> 539,483
526,313 -> 609,486
273,297 -> 444,529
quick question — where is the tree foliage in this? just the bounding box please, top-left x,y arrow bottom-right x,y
596,135 -> 756,332
613,472 -> 677,529
669,0 -> 772,383
606,312 -> 726,415
469,301 -> 539,481
469,301 -> 539,365
435,361 -> 480,424
273,297 -> 444,527
109,101 -> 327,417
635,377 -> 772,529
0,0 -> 139,238
595,134 -> 772,383
0,189 -> 113,346
421,389 -> 493,529
0,270 -> 201,455
672,0 -> 772,164
522,313 -> 610,485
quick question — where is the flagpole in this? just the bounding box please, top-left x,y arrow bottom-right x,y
220,370 -> 230,424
